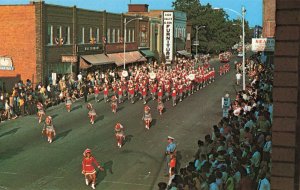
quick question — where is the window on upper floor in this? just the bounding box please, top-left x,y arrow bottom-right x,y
47,25 -> 53,45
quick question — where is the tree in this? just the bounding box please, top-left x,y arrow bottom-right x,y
172,0 -> 252,54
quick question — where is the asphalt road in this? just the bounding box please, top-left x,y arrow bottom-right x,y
0,57 -> 241,190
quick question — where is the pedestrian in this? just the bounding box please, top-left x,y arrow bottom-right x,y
81,148 -> 104,190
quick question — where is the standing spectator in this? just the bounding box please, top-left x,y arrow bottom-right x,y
19,96 -> 25,116
257,172 -> 270,190
82,84 -> 88,103
169,154 -> 176,177
236,72 -> 242,86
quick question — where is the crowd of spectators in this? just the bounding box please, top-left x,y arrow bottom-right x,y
160,54 -> 272,190
0,68 -> 121,123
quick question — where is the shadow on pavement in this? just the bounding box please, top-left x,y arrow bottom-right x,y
176,151 -> 182,170
72,105 -> 83,112
117,106 -> 125,112
51,114 -> 59,119
124,135 -> 133,146
152,119 -> 157,126
0,128 -> 20,138
0,147 -> 24,161
55,129 -> 72,141
95,115 -> 104,123
96,160 -> 113,185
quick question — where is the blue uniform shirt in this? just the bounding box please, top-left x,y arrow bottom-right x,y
166,142 -> 176,153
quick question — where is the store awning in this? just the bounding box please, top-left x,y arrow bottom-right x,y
79,58 -> 92,69
177,50 -> 192,57
140,49 -> 155,58
81,54 -> 115,66
108,51 -> 147,67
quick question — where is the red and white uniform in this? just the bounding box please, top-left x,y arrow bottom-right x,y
82,155 -> 100,175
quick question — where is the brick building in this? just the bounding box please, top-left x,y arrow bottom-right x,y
263,0 -> 276,38
127,4 -> 192,64
271,0 -> 300,189
0,1 -> 147,89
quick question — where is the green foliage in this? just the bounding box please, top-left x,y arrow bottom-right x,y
172,0 -> 253,54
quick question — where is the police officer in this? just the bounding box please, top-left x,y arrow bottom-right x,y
165,136 -> 176,176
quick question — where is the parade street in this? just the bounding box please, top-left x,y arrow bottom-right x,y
0,59 -> 240,190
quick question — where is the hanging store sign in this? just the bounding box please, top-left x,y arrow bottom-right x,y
61,55 -> 78,63
0,57 -> 14,70
251,38 -> 275,52
77,44 -> 103,53
163,11 -> 174,64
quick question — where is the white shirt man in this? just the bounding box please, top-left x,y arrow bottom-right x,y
77,73 -> 82,82
236,72 -> 242,85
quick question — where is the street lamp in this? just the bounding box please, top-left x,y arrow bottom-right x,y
122,17 -> 143,77
214,7 -> 246,90
194,25 -> 206,63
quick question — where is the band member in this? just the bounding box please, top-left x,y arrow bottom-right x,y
165,82 -> 171,101
103,85 -> 109,103
111,95 -> 118,114
178,83 -> 183,102
65,94 -> 72,112
118,87 -> 123,104
142,87 -> 147,105
128,85 -> 135,104
37,102 -> 45,123
42,116 -> 56,143
151,84 -> 157,100
94,85 -> 100,102
157,99 -> 164,116
157,87 -> 163,102
115,123 -> 125,148
87,103 -> 97,125
82,148 -> 104,190
171,88 -> 177,107
142,105 -> 152,130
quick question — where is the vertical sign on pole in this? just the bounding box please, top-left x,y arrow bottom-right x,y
163,12 -> 174,64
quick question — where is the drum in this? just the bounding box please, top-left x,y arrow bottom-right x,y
150,72 -> 156,79
188,74 -> 195,81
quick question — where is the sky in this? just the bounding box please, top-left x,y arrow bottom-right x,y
0,0 -> 263,27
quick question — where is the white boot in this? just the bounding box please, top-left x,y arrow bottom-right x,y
85,178 -> 89,185
91,183 -> 95,189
